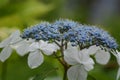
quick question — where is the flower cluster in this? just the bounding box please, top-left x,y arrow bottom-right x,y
0,19 -> 119,80
21,22 -> 52,41
21,19 -> 118,49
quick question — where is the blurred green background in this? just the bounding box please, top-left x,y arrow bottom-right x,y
0,0 -> 120,80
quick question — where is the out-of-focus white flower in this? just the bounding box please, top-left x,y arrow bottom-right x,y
27,40 -> 59,69
112,50 -> 120,80
0,30 -> 34,62
0,30 -> 22,62
0,30 -> 59,68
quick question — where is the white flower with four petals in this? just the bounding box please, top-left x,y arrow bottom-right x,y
0,30 -> 22,62
64,44 -> 111,80
27,40 -> 59,69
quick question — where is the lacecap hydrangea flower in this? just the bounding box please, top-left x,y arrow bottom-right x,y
0,19 -> 119,80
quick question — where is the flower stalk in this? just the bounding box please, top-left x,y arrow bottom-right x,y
60,40 -> 68,80
1,60 -> 8,80
53,39 -> 69,80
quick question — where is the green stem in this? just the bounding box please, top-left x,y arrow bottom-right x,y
60,40 -> 68,80
53,52 -> 65,66
54,40 -> 69,80
63,66 -> 68,80
1,60 -> 8,80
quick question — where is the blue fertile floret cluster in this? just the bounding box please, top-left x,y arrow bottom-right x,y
21,19 -> 118,49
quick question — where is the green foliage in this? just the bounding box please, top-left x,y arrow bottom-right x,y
0,52 -> 63,80
88,65 -> 117,80
32,68 -> 58,80
0,0 -> 120,80
0,0 -> 60,27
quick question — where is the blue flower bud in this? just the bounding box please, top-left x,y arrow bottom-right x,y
21,19 -> 118,49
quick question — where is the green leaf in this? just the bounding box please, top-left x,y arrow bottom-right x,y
32,68 -> 58,80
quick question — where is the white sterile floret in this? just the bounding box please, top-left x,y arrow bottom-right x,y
28,50 -> 44,69
39,40 -> 59,55
94,49 -> 110,65
64,44 -> 94,80
0,30 -> 22,62
86,45 -> 111,65
27,40 -> 59,69
112,50 -> 120,80
67,65 -> 87,80
64,43 -> 111,80
12,39 -> 34,56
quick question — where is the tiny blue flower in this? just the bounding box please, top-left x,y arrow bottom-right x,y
21,19 -> 118,49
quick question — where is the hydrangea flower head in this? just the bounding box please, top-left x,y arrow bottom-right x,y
21,19 -> 118,50
1,19 -> 119,80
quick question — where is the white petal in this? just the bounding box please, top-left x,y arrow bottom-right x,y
10,30 -> 21,44
64,46 -> 80,65
0,37 -> 11,48
86,45 -> 100,55
78,51 -> 94,71
0,30 -> 21,48
83,58 -> 94,71
67,65 -> 88,80
28,42 -> 40,52
0,46 -> 12,62
10,30 -> 20,38
40,41 -> 59,55
113,51 -> 120,80
64,45 -> 95,70
28,50 -> 44,69
12,40 -> 30,56
95,50 -> 110,65
116,67 -> 120,80
113,50 -> 120,65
